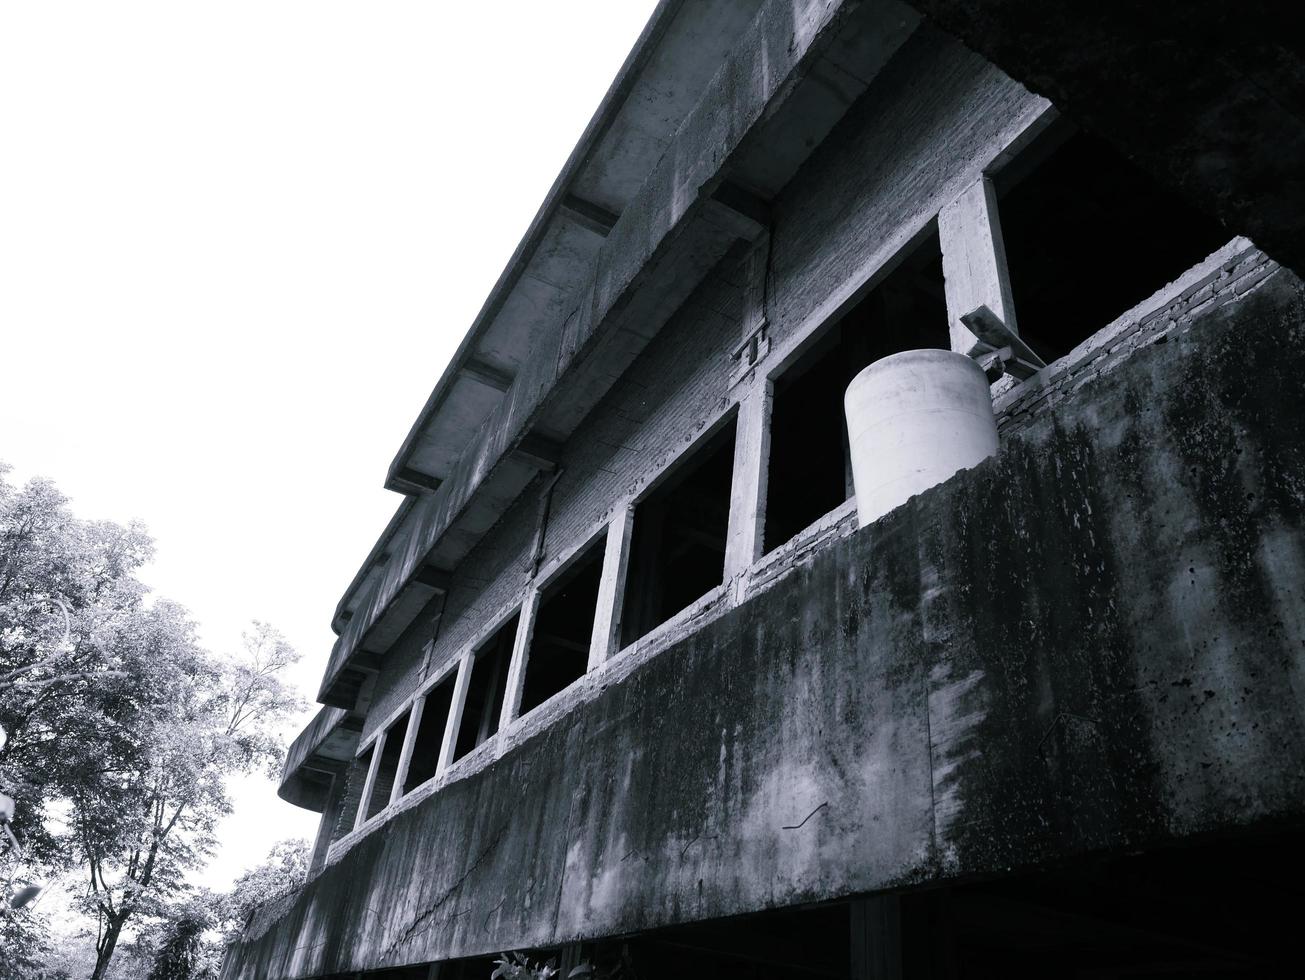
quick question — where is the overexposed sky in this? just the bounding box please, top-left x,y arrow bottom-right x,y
0,0 -> 658,889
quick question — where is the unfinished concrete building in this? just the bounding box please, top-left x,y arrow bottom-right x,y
223,1 -> 1305,977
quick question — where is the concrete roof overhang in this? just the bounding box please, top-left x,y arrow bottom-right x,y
382,0 -> 770,499
325,0 -> 766,641
904,0 -> 1305,277
310,0 -> 929,712
277,706 -> 364,811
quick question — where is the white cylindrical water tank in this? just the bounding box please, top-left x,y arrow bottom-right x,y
844,349 -> 998,527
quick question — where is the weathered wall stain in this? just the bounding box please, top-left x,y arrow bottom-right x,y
225,273 -> 1305,979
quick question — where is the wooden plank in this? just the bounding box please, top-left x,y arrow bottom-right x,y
939,176 -> 1018,355
588,507 -> 635,671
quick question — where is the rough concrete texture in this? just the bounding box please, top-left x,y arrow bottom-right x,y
905,0 -> 1305,275
225,267 -> 1305,979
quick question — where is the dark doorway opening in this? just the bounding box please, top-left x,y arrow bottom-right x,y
521,539 -> 604,717
402,671 -> 456,794
452,614 -> 517,762
996,123 -> 1230,363
764,231 -> 949,553
365,710 -> 408,821
620,418 -> 738,648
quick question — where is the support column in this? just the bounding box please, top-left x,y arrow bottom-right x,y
307,770 -> 344,874
389,694 -> 426,806
499,589 -> 541,729
436,653 -> 474,774
723,381 -> 772,585
588,509 -> 635,670
939,175 -> 1018,355
850,895 -> 903,980
353,730 -> 386,832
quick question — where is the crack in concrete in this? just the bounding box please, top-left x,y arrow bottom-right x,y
383,820 -> 511,959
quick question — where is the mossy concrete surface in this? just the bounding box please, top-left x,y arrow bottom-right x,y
224,271 -> 1305,979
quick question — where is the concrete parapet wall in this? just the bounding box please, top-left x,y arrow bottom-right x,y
226,262 -> 1305,979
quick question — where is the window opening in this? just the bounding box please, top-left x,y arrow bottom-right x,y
520,538 -> 605,717
402,672 -> 456,794
995,123 -> 1230,362
620,417 -> 738,648
364,710 -> 409,821
764,231 -> 949,552
452,613 -> 518,762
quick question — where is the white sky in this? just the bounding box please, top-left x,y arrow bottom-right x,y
0,0 -> 658,891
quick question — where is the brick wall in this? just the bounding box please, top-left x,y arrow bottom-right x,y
360,30 -> 1042,742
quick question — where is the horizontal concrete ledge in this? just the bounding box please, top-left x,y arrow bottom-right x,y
317,0 -> 903,706
278,706 -> 362,811
227,271 -> 1305,979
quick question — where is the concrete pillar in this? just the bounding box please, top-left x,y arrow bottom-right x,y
588,509 -> 635,670
307,771 -> 344,874
939,175 -> 1018,355
389,695 -> 425,806
723,382 -> 772,583
845,350 -> 997,527
499,589 -> 540,729
353,731 -> 385,831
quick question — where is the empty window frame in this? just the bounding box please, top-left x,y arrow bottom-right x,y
401,669 -> 457,795
620,416 -> 738,648
518,537 -> 605,717
452,613 -> 518,762
763,230 -> 950,552
994,122 -> 1230,362
363,710 -> 409,822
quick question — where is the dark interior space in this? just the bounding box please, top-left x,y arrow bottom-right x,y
520,539 -> 604,717
764,232 -> 949,552
995,123 -> 1230,363
365,710 -> 409,821
452,614 -> 518,762
402,672 -> 456,794
620,417 -> 737,648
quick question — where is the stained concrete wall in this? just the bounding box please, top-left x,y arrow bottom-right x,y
361,27 -> 1041,744
224,259 -> 1305,979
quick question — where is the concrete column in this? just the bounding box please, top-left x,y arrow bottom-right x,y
588,509 -> 635,670
307,771 -> 344,874
845,350 -> 998,527
723,381 -> 772,582
939,175 -> 1018,355
499,590 -> 540,729
353,730 -> 386,831
436,653 -> 474,774
389,695 -> 426,806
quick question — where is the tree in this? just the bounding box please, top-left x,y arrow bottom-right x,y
145,899 -> 220,980
217,837 -> 308,944
75,621 -> 305,980
0,467 -> 306,979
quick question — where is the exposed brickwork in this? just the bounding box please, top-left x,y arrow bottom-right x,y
996,244 -> 1279,439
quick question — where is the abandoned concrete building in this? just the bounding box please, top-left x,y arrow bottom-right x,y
222,1 -> 1305,977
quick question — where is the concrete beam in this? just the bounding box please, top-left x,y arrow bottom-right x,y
907,0 -> 1305,275
559,193 -> 621,237
938,175 -> 1018,355
461,358 -> 515,393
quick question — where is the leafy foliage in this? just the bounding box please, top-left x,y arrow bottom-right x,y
0,466 -> 307,979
